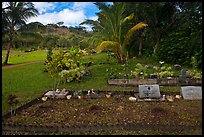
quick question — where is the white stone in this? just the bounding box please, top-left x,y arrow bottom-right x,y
175,95 -> 182,99
106,94 -> 111,98
166,95 -> 174,102
66,95 -> 72,99
56,89 -> 60,94
129,97 -> 137,101
42,96 -> 48,101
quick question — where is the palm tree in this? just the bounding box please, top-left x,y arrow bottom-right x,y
81,2 -> 148,63
2,2 -> 39,65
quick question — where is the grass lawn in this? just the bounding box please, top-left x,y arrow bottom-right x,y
2,49 -> 47,65
2,62 -> 53,115
2,52 -> 183,115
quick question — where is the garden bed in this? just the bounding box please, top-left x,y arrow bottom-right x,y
2,92 -> 202,135
108,78 -> 202,86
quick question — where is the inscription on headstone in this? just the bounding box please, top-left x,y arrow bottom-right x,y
139,85 -> 161,99
181,86 -> 202,100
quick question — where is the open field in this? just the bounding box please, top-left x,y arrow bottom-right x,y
2,50 -> 47,65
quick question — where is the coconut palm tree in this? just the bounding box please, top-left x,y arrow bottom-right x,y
80,2 -> 148,63
2,2 -> 39,65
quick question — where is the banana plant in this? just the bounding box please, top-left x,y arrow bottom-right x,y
81,2 -> 148,63
96,20 -> 148,63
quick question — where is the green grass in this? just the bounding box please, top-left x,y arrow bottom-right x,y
2,62 -> 53,115
2,52 -> 182,115
2,50 -> 47,65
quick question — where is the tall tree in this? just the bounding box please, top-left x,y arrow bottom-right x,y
81,2 -> 147,63
124,2 -> 178,55
2,2 -> 39,65
157,2 -> 202,68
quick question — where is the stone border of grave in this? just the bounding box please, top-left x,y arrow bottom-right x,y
108,78 -> 202,86
2,123 -> 202,134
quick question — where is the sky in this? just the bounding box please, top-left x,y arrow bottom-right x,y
26,2 -> 113,31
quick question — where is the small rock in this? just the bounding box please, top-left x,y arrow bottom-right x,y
106,94 -> 111,98
166,95 -> 174,102
161,95 -> 166,101
129,97 -> 137,102
66,95 -> 72,99
175,95 -> 182,99
78,96 -> 84,99
56,89 -> 60,94
42,96 -> 48,101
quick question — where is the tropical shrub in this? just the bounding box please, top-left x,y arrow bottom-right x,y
186,69 -> 202,79
153,65 -> 179,78
130,63 -> 149,79
59,62 -> 85,83
45,48 -> 86,86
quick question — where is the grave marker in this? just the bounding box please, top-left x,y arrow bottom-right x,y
181,86 -> 202,100
139,84 -> 161,99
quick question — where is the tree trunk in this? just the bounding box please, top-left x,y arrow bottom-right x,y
3,27 -> 14,65
138,36 -> 143,56
153,35 -> 161,54
117,45 -> 123,64
116,53 -> 123,64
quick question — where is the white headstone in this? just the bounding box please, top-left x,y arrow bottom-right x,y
139,84 -> 161,99
181,86 -> 202,100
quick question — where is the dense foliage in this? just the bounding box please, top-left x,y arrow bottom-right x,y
44,48 -> 86,87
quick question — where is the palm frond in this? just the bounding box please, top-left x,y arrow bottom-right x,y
96,41 -> 121,53
126,22 -> 148,39
121,13 -> 134,25
96,41 -> 123,62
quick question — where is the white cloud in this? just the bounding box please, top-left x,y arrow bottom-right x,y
89,16 -> 98,21
32,2 -> 56,14
71,2 -> 95,11
2,2 -> 8,8
27,8 -> 86,27
27,2 -> 99,31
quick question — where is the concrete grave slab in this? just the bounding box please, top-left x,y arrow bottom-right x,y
139,84 -> 161,99
181,86 -> 202,100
